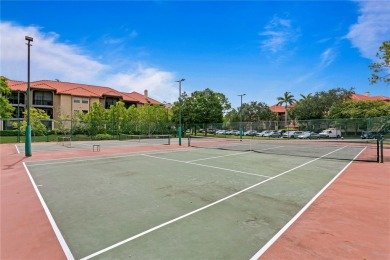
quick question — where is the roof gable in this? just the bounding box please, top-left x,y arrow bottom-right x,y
127,91 -> 162,105
60,86 -> 100,97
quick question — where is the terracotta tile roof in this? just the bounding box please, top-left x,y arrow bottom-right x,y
351,93 -> 390,102
34,80 -> 128,99
126,91 -> 162,105
6,79 -> 27,91
120,93 -> 139,103
60,86 -> 100,97
30,82 -> 57,91
5,78 -> 148,103
269,104 -> 295,113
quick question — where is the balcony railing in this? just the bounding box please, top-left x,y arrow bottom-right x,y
33,100 -> 53,106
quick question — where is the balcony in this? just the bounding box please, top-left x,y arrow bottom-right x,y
33,100 -> 53,106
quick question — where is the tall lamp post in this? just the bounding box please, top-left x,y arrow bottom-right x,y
238,93 -> 246,140
17,90 -> 20,143
25,36 -> 33,157
176,78 -> 185,146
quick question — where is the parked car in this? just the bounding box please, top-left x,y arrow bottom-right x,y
282,131 -> 294,138
361,131 -> 382,139
256,130 -> 270,137
263,131 -> 279,137
244,130 -> 258,136
232,130 -> 241,135
282,131 -> 303,138
263,131 -> 281,138
216,130 -> 227,134
297,131 -> 320,139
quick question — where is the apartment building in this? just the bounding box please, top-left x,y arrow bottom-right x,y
2,78 -> 162,130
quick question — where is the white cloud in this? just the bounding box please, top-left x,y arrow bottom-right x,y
320,48 -> 336,68
259,16 -> 299,53
103,65 -> 177,103
346,1 -> 390,60
0,22 -> 177,103
0,22 -> 107,83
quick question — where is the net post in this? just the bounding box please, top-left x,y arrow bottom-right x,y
168,135 -> 170,145
188,136 -> 191,147
380,139 -> 384,163
377,139 -> 380,163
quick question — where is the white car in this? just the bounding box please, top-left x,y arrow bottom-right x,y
256,130 -> 270,137
282,131 -> 303,138
297,131 -> 320,139
244,130 -> 257,136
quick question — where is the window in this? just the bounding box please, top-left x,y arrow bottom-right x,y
73,110 -> 79,113
82,110 -> 88,114
40,108 -> 53,119
82,98 -> 88,104
105,97 -> 119,109
8,92 -> 25,105
74,98 -> 80,103
33,91 -> 53,106
12,107 -> 25,118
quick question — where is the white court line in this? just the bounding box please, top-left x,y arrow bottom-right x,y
187,151 -> 252,163
15,144 -> 20,154
143,154 -> 271,178
23,162 -> 74,260
249,145 -> 364,259
80,146 -> 347,260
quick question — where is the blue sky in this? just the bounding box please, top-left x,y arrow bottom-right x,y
1,1 -> 389,109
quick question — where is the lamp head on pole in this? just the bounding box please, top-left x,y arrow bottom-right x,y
176,78 -> 185,83
25,36 -> 33,42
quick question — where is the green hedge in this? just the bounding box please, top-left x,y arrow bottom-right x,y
0,130 -> 19,136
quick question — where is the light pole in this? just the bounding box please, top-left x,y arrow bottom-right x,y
25,36 -> 33,157
176,78 -> 185,146
238,93 -> 246,140
17,90 -> 20,143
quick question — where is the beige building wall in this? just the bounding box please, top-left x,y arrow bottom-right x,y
58,95 -> 72,117
72,96 -> 91,114
91,97 -> 101,108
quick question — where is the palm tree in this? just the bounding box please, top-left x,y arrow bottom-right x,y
277,91 -> 296,126
300,93 -> 312,101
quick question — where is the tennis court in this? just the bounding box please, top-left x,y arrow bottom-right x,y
23,138 -> 375,259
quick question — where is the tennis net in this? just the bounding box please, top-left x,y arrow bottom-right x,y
188,136 -> 382,162
119,134 -> 171,145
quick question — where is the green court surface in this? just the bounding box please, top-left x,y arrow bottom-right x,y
16,137 -> 170,153
24,145 -> 363,259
